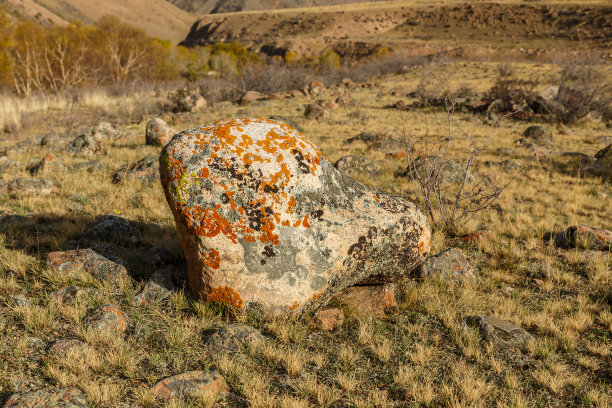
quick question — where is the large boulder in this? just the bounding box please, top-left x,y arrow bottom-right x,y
160,118 -> 430,314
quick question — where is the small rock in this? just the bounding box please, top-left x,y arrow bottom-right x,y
146,118 -> 177,147
83,305 -> 128,332
3,388 -> 87,408
0,156 -> 20,171
11,294 -> 31,307
40,132 -> 67,148
133,268 -> 175,306
81,215 -> 141,245
318,100 -> 339,111
466,315 -> 533,350
239,91 -> 266,105
151,371 -> 229,402
334,155 -> 381,178
91,122 -> 122,141
308,80 -> 324,96
581,144 -> 611,181
304,103 -> 330,119
204,324 -> 264,354
48,339 -> 92,358
46,248 -> 128,283
333,283 -> 397,318
268,116 -> 303,133
313,308 -> 344,331
178,93 -> 207,112
517,125 -> 554,150
420,248 -> 478,281
3,178 -> 56,197
553,225 -> 611,251
113,156 -> 158,184
49,286 -> 81,303
65,134 -> 106,156
29,154 -> 64,175
72,160 -> 104,172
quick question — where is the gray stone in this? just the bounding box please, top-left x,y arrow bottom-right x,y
517,125 -> 554,149
420,248 -> 478,281
205,324 -> 265,354
133,268 -> 175,306
65,134 -> 106,156
81,215 -> 141,245
466,315 -> 533,350
48,339 -> 92,357
334,155 -> 381,178
3,387 -> 87,408
91,122 -> 122,141
3,178 -> 56,197
113,156 -> 158,184
45,248 -> 128,283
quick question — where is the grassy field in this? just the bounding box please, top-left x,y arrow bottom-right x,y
0,57 -> 610,408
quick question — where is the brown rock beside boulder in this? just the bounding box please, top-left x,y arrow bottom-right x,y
160,118 -> 430,314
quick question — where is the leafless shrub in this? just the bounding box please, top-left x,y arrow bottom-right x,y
545,63 -> 612,124
487,64 -> 541,116
402,100 -> 517,235
416,68 -> 450,106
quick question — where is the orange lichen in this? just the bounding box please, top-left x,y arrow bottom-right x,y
202,247 -> 221,269
205,286 -> 244,309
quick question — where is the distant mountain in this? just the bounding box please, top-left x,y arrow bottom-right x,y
1,0 -> 194,42
167,0 -> 386,14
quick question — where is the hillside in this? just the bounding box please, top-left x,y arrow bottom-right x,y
181,0 -> 612,59
1,0 -> 195,43
168,0 -> 387,14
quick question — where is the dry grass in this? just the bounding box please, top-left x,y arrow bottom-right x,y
0,58 -> 610,407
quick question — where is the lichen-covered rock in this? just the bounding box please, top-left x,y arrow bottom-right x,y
113,156 -> 158,184
3,387 -> 87,408
65,134 -> 107,156
554,224 -> 611,251
29,154 -> 64,175
3,178 -> 56,197
466,315 -> 533,350
160,118 -> 430,314
146,118 -> 177,147
83,305 -> 128,332
151,371 -> 229,401
81,215 -> 141,245
334,155 -> 381,178
420,248 -> 478,281
205,324 -> 265,354
46,248 -> 128,283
